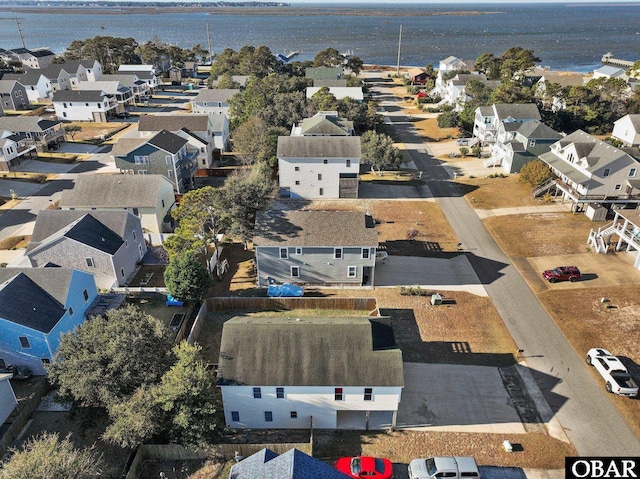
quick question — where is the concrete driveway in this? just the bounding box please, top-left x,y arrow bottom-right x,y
397,363 -> 525,433
375,255 -> 487,296
12,159 -> 78,174
0,179 -> 46,198
56,142 -> 102,154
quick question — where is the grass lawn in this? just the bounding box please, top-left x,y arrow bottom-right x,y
66,121 -> 129,142
484,212 -> 598,257
458,175 -> 547,209
126,295 -> 191,332
537,285 -> 640,438
411,117 -> 459,141
313,430 -> 574,469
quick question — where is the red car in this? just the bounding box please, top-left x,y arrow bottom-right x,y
542,265 -> 581,283
335,456 -> 393,478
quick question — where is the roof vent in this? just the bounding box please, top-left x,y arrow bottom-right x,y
101,237 -> 105,241
296,318 -> 301,322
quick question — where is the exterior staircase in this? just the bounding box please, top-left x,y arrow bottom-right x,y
588,223 -> 620,253
483,156 -> 501,168
532,178 -> 556,197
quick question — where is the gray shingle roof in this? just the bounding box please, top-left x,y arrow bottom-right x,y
301,116 -> 352,136
515,120 -> 562,139
217,316 -> 403,387
0,116 -> 60,133
101,74 -> 140,88
0,80 -> 20,93
253,210 -> 378,247
230,448 -> 351,479
305,66 -> 343,80
53,90 -> 106,102
277,136 -> 360,158
59,174 -> 167,209
27,210 -> 132,254
110,138 -> 147,156
493,103 -> 541,121
0,268 -> 75,333
138,114 -> 209,133
313,79 -> 348,88
2,70 -> 43,85
193,88 -> 239,102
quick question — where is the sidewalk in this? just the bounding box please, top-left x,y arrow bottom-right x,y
475,204 -> 571,219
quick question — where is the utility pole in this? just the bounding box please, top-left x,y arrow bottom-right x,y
206,23 -> 213,65
0,18 -> 26,48
396,24 -> 402,76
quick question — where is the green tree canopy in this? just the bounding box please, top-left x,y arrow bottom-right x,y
232,116 -> 279,165
313,47 -> 344,67
154,342 -> 220,447
211,45 -> 278,78
163,186 -> 226,263
164,250 -> 212,303
0,433 -> 104,479
46,305 -> 174,408
217,161 -> 277,242
345,56 -> 364,75
360,130 -> 402,170
63,36 -> 140,73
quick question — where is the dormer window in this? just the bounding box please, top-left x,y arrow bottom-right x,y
567,153 -> 575,163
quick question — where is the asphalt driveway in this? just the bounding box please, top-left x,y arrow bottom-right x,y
374,255 -> 487,296
396,363 -> 525,433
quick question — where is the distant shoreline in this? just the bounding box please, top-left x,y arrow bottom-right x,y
0,6 -> 502,16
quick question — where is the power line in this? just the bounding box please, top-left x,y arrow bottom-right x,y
0,18 -> 26,48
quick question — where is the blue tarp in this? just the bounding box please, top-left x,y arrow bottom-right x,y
166,294 -> 185,307
267,283 -> 304,297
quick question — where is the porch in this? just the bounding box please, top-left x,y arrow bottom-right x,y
588,209 -> 640,269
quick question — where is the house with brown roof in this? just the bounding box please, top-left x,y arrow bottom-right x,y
217,315 -> 403,429
137,113 -> 229,167
59,174 -> 176,236
253,210 -> 378,287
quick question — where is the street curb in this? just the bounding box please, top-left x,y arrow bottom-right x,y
515,363 -> 571,444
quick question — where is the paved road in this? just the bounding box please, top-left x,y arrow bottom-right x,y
367,73 -> 640,455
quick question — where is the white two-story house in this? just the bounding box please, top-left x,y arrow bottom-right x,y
612,114 -> 640,147
432,55 -> 467,99
473,103 -> 542,145
217,315 -> 404,430
277,135 -> 360,199
190,89 -> 239,117
539,130 -> 640,211
52,90 -> 117,122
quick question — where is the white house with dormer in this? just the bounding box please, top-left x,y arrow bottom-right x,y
433,55 -> 467,99
217,315 -> 403,430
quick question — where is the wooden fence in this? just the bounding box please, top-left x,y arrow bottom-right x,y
123,440 -> 312,479
0,378 -> 49,457
208,297 -> 379,314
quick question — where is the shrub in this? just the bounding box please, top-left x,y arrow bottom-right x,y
437,111 -> 458,128
459,147 -> 469,156
520,159 -> 554,187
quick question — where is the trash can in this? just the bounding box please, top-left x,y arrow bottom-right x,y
430,293 -> 442,306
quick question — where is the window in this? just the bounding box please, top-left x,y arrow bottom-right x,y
133,231 -> 137,241
323,159 -> 328,164
276,387 -> 284,398
19,336 -> 30,349
603,168 -> 611,177
364,388 -> 373,401
125,240 -> 128,247
85,257 -> 94,267
294,166 -> 300,172
264,411 -> 273,422
290,411 -> 298,419
83,289 -> 89,301
279,247 -> 288,259
41,358 -> 51,366
290,266 -> 300,278
68,307 -> 74,316
133,208 -> 139,217
138,170 -> 148,175
168,170 -> 175,178
63,102 -> 67,108
615,184 -> 622,190
166,156 -> 172,165
231,411 -> 240,422
362,248 -> 370,259
629,168 -> 637,177
319,188 -> 324,196
253,387 -> 262,399
568,153 -> 576,163
347,266 -> 357,278
161,200 -> 165,208
334,248 -> 343,259
62,112 -> 67,118
317,173 -> 322,181
346,159 -> 351,167
335,387 -> 343,400
529,140 -> 536,148
134,155 -> 149,165
295,180 -> 300,185
120,268 -> 125,278
295,247 -> 302,255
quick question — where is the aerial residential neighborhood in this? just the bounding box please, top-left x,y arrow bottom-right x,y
0,29 -> 639,479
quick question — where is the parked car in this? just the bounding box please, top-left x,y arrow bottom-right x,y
335,456 -> 393,479
586,348 -> 639,397
456,138 -> 471,146
542,265 -> 581,283
408,457 -> 480,479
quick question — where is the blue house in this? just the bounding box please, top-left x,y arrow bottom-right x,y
230,448 -> 351,479
0,268 -> 98,375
